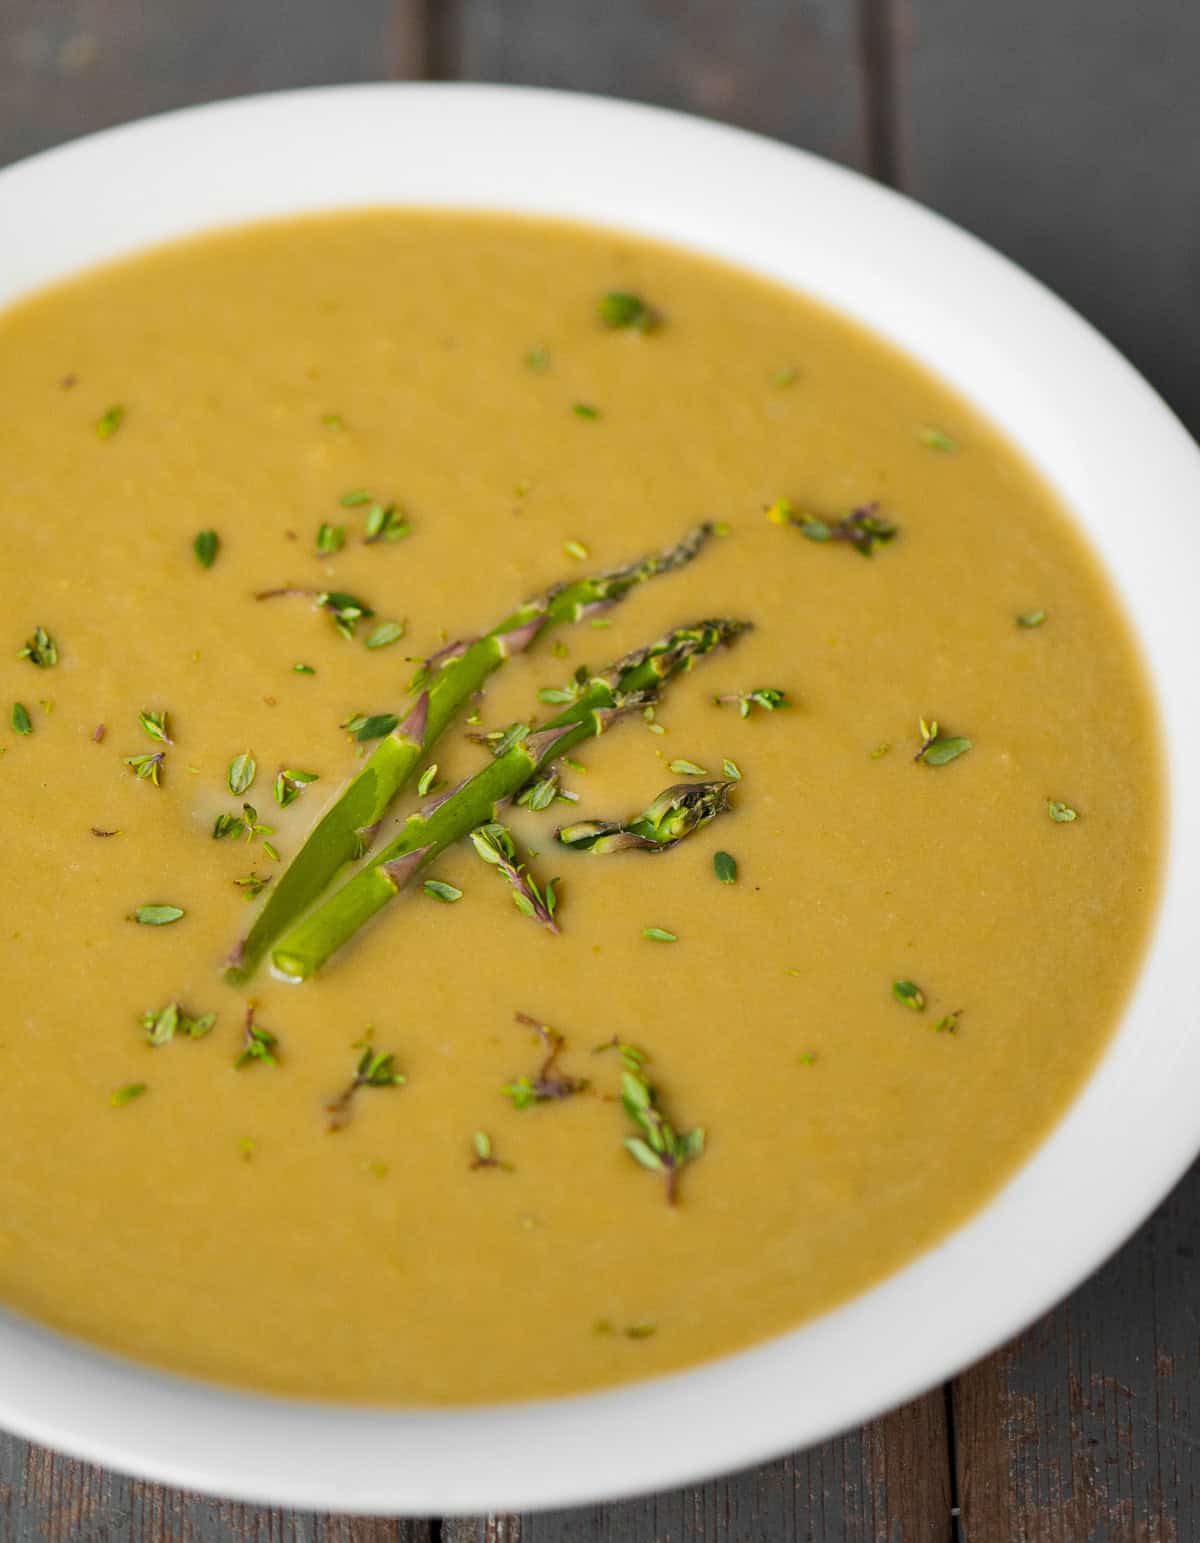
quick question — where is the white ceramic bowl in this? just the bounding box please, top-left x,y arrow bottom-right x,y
1,83 -> 1197,1515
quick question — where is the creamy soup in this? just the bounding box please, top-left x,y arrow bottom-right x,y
0,213 -> 1161,1403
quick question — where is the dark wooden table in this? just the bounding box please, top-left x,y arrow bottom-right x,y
2,4 -> 1197,1538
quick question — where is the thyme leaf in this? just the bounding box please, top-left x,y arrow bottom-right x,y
598,291 -> 660,332
227,752 -> 257,795
892,979 -> 925,1011
468,822 -> 560,932
18,626 -> 58,667
326,1043 -> 406,1131
234,1004 -> 279,1070
502,1012 -> 589,1108
914,717 -> 972,766
130,904 -> 184,926
193,530 -> 220,568
595,1038 -> 703,1204
141,1001 -> 216,1046
713,687 -> 790,718
1047,799 -> 1078,823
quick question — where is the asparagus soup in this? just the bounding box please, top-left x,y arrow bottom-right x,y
0,211 -> 1161,1404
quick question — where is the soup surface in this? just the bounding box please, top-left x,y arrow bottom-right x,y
0,212 -> 1161,1403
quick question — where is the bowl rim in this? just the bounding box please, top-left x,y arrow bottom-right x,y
1,80 -> 1198,1515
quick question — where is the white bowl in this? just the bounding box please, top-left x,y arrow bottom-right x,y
1,82 -> 1197,1515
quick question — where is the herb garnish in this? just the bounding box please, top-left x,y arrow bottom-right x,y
130,904 -> 184,926
470,1130 -> 512,1171
914,717 -> 972,766
124,751 -> 165,785
235,1004 -> 278,1069
667,758 -> 706,776
95,405 -> 125,439
141,1001 -> 216,1046
870,742 -> 891,759
918,427 -> 956,452
767,498 -> 898,556
193,530 -> 220,568
525,345 -> 551,373
349,712 -> 399,743
1018,610 -> 1047,629
364,504 -> 411,543
274,767 -> 319,808
326,1044 -> 406,1131
234,872 -> 272,900
1047,799 -> 1078,823
365,620 -> 406,650
772,365 -> 798,388
423,879 -> 463,903
255,587 -> 376,641
18,626 -> 58,667
340,490 -> 372,509
138,709 -> 172,744
10,703 -> 31,735
713,687 -> 790,718
111,1082 -> 147,1107
227,752 -> 257,796
293,663 -> 315,675
598,291 -> 660,332
315,522 -> 346,555
892,979 -> 925,1011
594,1037 -> 703,1204
469,822 -> 560,932
722,758 -> 742,781
563,539 -> 590,561
713,850 -> 737,884
502,1012 -> 590,1108
572,403 -> 600,420
934,1011 -> 962,1034
642,926 -> 677,943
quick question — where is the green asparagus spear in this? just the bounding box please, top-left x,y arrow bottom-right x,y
226,523 -> 714,981
272,618 -> 749,980
556,779 -> 735,854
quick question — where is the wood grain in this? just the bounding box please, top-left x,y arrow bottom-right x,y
0,0 -> 416,167
895,0 -> 1200,435
952,1159 -> 1200,1543
450,0 -> 872,172
443,1392 -> 954,1541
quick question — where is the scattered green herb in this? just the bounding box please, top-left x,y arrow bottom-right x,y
141,1001 -> 216,1046
193,529 -> 220,568
319,589 -> 374,640
234,1004 -> 279,1070
668,758 -> 707,776
772,365 -> 798,388
893,979 -> 925,1011
315,521 -> 346,555
914,717 -> 972,766
423,879 -> 464,903
595,1037 -> 703,1204
502,1012 -> 589,1108
722,758 -> 742,781
870,742 -> 891,759
130,905 -> 184,926
124,751 -> 165,786
95,404 -> 125,439
714,687 -> 790,718
293,663 -> 315,675
598,291 -> 659,332
227,752 -> 257,795
111,1082 -> 147,1107
563,539 -> 590,561
918,427 -> 956,452
364,503 -> 411,543
572,402 -> 599,420
642,926 -> 677,943
365,620 -> 406,650
320,412 -> 345,430
469,822 -> 560,932
934,1011 -> 962,1034
274,767 -> 319,808
1047,799 -> 1078,823
470,1129 -> 512,1171
10,703 -> 31,735
327,1044 -> 406,1131
525,344 -> 551,373
713,850 -> 737,884
234,872 -> 272,900
138,708 -> 172,744
18,625 -> 58,667
353,712 -> 399,743
1017,609 -> 1047,629
417,764 -> 439,797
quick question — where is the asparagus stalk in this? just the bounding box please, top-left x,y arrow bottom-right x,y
556,779 -> 735,854
272,618 -> 750,980
226,523 -> 714,981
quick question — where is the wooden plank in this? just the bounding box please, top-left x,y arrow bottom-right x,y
895,0 -> 1200,434
952,1159 -> 1200,1542
443,1392 -> 954,1542
450,0 -> 872,171
0,0 -> 419,166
